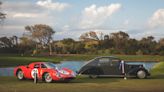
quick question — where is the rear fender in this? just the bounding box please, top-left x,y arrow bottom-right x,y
14,66 -> 28,78
127,67 -> 149,76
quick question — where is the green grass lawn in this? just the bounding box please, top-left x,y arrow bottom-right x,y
0,76 -> 164,92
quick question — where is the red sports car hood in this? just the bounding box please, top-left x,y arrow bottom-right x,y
57,68 -> 76,77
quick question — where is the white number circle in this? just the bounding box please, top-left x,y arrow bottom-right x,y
31,68 -> 38,78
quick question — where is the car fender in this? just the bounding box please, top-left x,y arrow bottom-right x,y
42,69 -> 60,80
14,66 -> 28,77
127,67 -> 149,76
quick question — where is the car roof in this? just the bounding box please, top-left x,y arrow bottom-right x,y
30,62 -> 49,64
95,56 -> 120,59
81,56 -> 120,68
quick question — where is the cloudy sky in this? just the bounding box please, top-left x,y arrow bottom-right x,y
0,0 -> 164,40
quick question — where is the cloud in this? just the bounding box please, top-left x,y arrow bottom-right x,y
80,3 -> 121,28
13,13 -> 38,18
3,1 -> 42,13
1,0 -> 60,37
148,9 -> 164,28
36,0 -> 70,11
56,25 -> 70,35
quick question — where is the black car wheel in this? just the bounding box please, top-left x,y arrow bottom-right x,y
17,70 -> 24,80
137,70 -> 147,79
44,73 -> 53,83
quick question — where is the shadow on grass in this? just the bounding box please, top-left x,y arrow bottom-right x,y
71,77 -> 120,83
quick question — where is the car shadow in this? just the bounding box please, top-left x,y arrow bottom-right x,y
47,77 -> 121,84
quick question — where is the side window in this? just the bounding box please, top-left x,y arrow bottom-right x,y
98,58 -> 110,66
34,64 -> 40,68
41,64 -> 47,68
110,59 -> 120,66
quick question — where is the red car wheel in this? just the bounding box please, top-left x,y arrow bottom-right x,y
44,73 -> 52,83
17,70 -> 24,80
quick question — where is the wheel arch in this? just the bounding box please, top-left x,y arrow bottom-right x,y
127,67 -> 149,76
42,72 -> 49,80
16,68 -> 23,76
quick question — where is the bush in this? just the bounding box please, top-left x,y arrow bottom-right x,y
136,50 -> 143,55
109,48 -> 121,54
159,51 -> 164,56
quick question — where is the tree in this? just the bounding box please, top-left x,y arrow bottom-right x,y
59,38 -> 76,54
79,31 -> 104,41
25,24 -> 55,55
139,36 -> 157,54
101,35 -> 113,49
10,35 -> 18,46
124,38 -> 139,54
19,36 -> 36,54
0,36 -> 19,53
0,37 -> 13,48
0,1 -> 6,23
25,24 -> 55,46
156,38 -> 164,55
110,31 -> 129,54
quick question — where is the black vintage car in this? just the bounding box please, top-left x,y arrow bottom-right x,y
78,56 -> 150,79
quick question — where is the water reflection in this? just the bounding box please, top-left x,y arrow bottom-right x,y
0,67 -> 14,76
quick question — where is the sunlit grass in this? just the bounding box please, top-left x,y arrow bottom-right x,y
0,76 -> 164,92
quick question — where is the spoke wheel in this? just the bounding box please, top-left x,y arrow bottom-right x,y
44,73 -> 52,83
17,70 -> 24,80
137,70 -> 147,79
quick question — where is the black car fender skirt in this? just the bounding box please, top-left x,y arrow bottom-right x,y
127,67 -> 149,76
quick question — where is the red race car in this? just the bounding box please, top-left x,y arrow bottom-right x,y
14,62 -> 76,83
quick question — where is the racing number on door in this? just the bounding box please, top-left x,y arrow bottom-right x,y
31,68 -> 38,78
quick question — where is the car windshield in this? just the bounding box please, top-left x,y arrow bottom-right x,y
44,62 -> 59,70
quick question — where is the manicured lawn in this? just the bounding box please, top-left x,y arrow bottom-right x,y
0,54 -> 164,67
0,76 -> 164,92
151,62 -> 164,76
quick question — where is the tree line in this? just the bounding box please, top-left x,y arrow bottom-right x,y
0,24 -> 164,55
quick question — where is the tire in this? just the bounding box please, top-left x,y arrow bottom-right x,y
44,73 -> 53,83
137,70 -> 147,79
89,75 -> 98,79
17,70 -> 24,80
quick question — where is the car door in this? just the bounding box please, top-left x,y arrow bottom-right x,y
98,57 -> 110,75
40,63 -> 47,76
98,57 -> 122,75
108,58 -> 122,75
30,63 -> 41,79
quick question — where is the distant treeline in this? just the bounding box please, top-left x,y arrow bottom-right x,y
0,31 -> 163,55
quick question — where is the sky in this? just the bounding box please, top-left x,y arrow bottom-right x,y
0,0 -> 164,40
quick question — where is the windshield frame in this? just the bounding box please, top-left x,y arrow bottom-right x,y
44,62 -> 59,70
